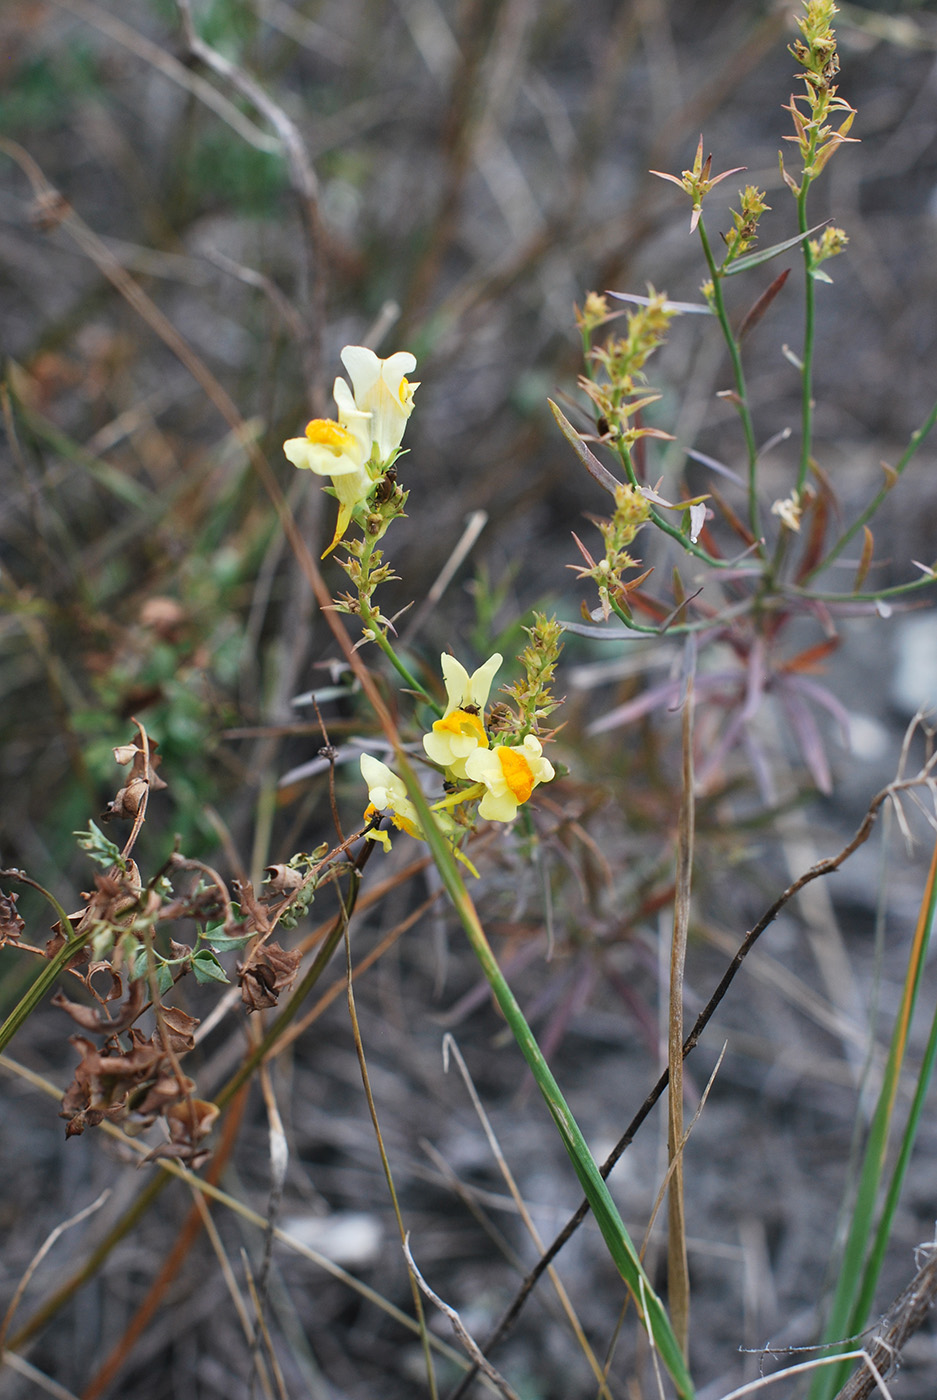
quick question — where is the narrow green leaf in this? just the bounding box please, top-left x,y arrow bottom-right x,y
396,751 -> 695,1399
809,838 -> 937,1400
722,220 -> 829,275
74,821 -> 124,869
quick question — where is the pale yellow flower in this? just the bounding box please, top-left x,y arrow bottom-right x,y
340,346 -> 418,464
463,735 -> 555,822
360,754 -> 422,850
423,652 -> 502,778
283,378 -> 373,554
771,491 -> 802,533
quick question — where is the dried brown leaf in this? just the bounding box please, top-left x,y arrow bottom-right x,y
0,889 -> 24,944
238,941 -> 302,1012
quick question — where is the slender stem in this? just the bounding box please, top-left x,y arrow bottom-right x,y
357,597 -> 442,715
796,175 -> 816,495
667,677 -> 694,1357
343,923 -> 438,1400
784,574 -> 937,605
697,220 -> 763,548
0,921 -> 89,1055
605,596 -> 754,638
343,530 -> 442,714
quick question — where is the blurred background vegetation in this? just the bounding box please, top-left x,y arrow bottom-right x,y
3,2 -> 937,1397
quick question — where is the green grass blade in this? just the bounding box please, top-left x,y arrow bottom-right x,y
397,752 -> 695,1400
809,836 -> 937,1400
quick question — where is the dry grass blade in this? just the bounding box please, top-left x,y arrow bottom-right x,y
241,1248 -> 290,1400
49,0 -> 282,153
0,1055 -> 477,1380
0,1351 -> 82,1400
343,921 -> 439,1400
715,1352 -> 894,1400
0,1189 -> 111,1353
250,1062 -> 289,1395
189,1194 -> 276,1400
403,1235 -> 522,1400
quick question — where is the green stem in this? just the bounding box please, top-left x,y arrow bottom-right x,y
796,179 -> 816,496
0,874 -> 87,1054
697,219 -> 762,548
358,598 -> 442,716
606,596 -> 753,638
785,574 -> 937,605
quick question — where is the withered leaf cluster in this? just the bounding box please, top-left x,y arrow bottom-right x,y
57,994 -> 216,1167
8,724 -> 319,1171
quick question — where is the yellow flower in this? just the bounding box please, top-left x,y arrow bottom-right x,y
360,754 -> 422,850
422,652 -> 502,779
463,735 -> 555,822
340,346 -> 418,465
283,378 -> 373,555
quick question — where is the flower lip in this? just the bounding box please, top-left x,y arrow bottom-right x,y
439,652 -> 503,716
340,345 -> 419,464
283,373 -> 376,554
463,735 -> 555,822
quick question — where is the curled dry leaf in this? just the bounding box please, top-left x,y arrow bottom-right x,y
154,1005 -> 199,1055
144,1098 -> 220,1169
60,1029 -> 164,1137
0,889 -> 24,945
135,1073 -> 196,1123
46,862 -> 143,963
233,878 -> 273,936
238,941 -> 302,1012
51,975 -> 145,1035
263,864 -> 306,898
59,1001 -> 203,1149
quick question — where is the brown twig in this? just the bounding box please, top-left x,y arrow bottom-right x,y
832,1241 -> 937,1400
